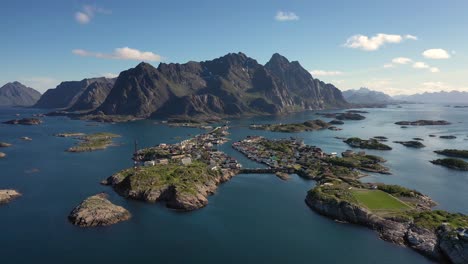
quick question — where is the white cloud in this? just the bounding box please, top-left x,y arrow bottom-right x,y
75,12 -> 90,24
429,67 -> 440,73
72,47 -> 163,61
392,57 -> 412,64
75,5 -> 111,24
18,77 -> 60,93
275,11 -> 299,21
344,33 -> 416,51
405,34 -> 418,40
383,64 -> 394,68
309,70 -> 343,76
102,73 -> 119,78
422,49 -> 450,59
413,62 -> 430,69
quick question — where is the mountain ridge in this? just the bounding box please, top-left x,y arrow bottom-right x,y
0,82 -> 41,106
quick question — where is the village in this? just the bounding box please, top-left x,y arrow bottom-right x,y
134,126 -> 241,171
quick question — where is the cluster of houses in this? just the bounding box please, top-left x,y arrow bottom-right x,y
232,136 -> 334,169
135,126 -> 240,170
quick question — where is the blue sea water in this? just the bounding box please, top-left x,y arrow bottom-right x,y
0,104 -> 467,264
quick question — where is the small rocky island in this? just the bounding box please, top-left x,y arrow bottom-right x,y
317,112 -> 366,120
68,193 -> 131,227
0,142 -> 12,147
394,141 -> 426,148
0,152 -> 6,158
440,135 -> 457,139
344,137 -> 392,150
103,127 -> 240,211
62,132 -> 120,152
395,120 -> 451,126
3,117 -> 42,125
0,189 -> 21,204
435,149 -> 468,159
249,119 -> 331,133
431,158 -> 468,171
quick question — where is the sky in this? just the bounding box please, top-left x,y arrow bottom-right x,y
1,0 -> 468,95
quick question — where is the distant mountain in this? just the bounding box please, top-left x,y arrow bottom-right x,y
96,52 -> 348,118
342,87 -> 394,104
34,77 -> 115,111
0,82 -> 41,106
394,91 -> 468,103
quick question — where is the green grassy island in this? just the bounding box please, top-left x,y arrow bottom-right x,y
393,141 -> 426,148
104,126 -> 240,211
249,119 -> 331,133
344,137 -> 392,150
66,132 -> 120,152
430,158 -> 468,171
435,149 -> 468,159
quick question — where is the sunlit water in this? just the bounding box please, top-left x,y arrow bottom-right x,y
0,104 -> 466,263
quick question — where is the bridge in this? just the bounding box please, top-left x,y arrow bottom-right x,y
239,167 -> 297,174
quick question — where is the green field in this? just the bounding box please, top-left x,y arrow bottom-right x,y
351,189 -> 411,212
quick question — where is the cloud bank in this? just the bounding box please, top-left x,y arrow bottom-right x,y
72,47 -> 162,61
344,33 -> 416,51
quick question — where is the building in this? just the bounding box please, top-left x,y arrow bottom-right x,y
180,157 -> 192,166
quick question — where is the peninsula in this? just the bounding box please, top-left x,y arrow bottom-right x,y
231,135 -> 467,263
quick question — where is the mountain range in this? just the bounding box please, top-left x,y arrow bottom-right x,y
342,87 -> 394,104
0,82 -> 41,106
394,91 -> 468,104
34,52 -> 348,119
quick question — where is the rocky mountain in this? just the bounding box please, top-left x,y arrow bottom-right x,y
342,87 -> 394,104
394,91 -> 468,104
34,77 -> 115,111
0,82 -> 41,106
96,52 -> 348,118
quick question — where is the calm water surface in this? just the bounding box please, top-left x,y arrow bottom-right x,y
0,104 -> 467,263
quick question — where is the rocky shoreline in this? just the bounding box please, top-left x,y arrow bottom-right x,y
0,189 -> 21,204
68,193 -> 131,227
306,188 -> 467,263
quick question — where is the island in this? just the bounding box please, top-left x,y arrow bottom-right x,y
434,149 -> 468,159
20,136 -> 32,141
430,158 -> 468,171
3,118 -> 42,125
103,126 -> 240,211
440,135 -> 457,139
395,120 -> 451,126
329,120 -> 344,125
317,112 -> 366,120
393,141 -> 426,148
0,152 -> 6,158
0,142 -> 12,147
0,189 -> 21,204
55,132 -> 86,138
68,193 -> 131,227
344,137 -> 392,150
249,119 -> 330,133
231,135 -> 467,263
65,132 -> 120,152
413,138 -> 424,141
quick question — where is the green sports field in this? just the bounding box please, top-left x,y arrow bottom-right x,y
351,189 -> 411,212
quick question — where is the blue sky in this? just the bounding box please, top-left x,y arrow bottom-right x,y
1,0 -> 467,95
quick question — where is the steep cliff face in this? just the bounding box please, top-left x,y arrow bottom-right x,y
67,79 -> 115,111
34,77 -> 114,110
305,191 -> 459,262
96,52 -> 349,118
0,82 -> 41,106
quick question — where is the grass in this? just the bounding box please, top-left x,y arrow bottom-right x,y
351,189 -> 411,212
117,161 -> 219,195
67,132 -> 120,152
410,210 -> 468,230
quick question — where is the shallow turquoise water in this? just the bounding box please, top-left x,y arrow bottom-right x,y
0,104 -> 466,263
